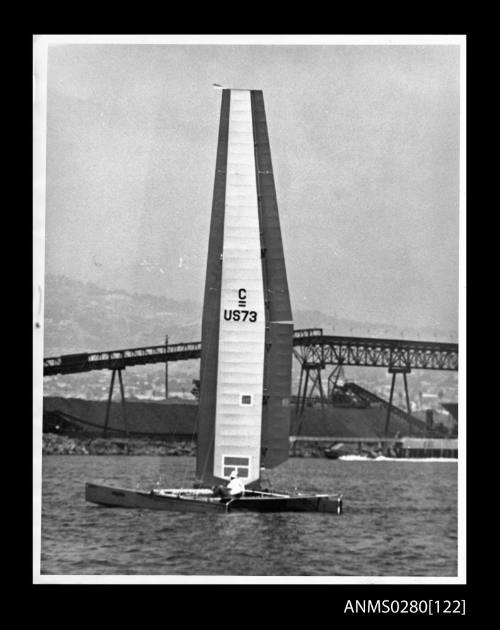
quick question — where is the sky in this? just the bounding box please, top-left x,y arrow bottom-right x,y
41,38 -> 461,332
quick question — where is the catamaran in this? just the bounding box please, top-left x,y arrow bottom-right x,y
86,88 -> 343,514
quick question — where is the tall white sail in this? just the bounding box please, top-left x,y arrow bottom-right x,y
197,88 -> 293,486
213,91 -> 266,484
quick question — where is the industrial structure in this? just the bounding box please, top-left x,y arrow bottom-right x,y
43,328 -> 458,437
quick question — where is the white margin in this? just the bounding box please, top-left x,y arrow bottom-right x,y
34,34 -> 465,46
33,33 -> 466,585
33,35 -> 48,582
457,37 -> 467,584
34,575 -> 465,585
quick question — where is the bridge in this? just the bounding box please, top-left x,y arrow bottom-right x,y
43,328 -> 458,376
43,341 -> 202,376
43,329 -> 458,436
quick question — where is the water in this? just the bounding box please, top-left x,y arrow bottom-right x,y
40,456 -> 458,577
339,454 -> 458,463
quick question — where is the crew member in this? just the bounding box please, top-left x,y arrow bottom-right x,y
213,470 -> 245,501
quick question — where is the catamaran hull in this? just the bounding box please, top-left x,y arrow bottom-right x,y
85,483 -> 228,513
230,495 -> 342,513
85,483 -> 343,514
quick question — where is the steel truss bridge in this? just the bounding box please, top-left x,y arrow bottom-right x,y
43,328 -> 458,376
43,329 -> 458,436
291,329 -> 458,371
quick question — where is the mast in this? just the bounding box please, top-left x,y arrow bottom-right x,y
197,89 -> 293,485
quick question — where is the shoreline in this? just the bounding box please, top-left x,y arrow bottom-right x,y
42,433 -> 457,460
42,433 -> 196,456
42,433 -> 331,458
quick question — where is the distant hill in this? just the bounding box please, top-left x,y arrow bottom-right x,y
43,274 -> 201,356
43,274 -> 457,357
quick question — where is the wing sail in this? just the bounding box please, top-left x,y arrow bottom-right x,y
197,89 -> 293,484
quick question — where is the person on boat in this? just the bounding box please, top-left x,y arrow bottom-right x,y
212,470 -> 245,501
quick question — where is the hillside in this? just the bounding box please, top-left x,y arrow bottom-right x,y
43,274 -> 457,357
43,274 -> 201,356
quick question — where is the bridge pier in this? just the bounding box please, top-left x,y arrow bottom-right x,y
295,362 -> 326,416
327,361 -> 345,401
384,367 -> 412,437
103,367 -> 130,438
293,361 -> 326,453
165,335 -> 169,400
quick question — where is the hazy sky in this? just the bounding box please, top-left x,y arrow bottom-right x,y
43,41 -> 460,331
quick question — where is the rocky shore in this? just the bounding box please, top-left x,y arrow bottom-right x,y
42,433 -> 338,458
42,433 -> 196,456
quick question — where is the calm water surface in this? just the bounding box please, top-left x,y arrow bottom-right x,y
41,455 -> 458,577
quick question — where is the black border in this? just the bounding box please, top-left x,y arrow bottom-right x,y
28,31 -> 474,619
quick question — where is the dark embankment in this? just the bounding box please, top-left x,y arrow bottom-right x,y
43,396 -> 428,439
